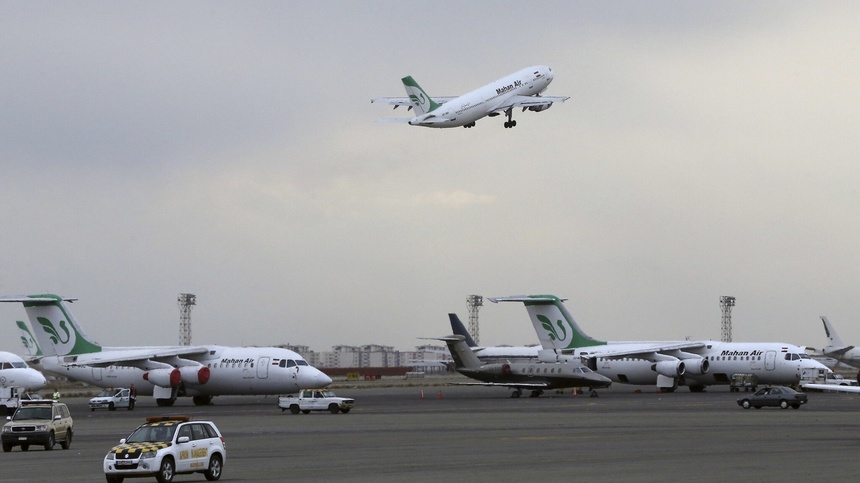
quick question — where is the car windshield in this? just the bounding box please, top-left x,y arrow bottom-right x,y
97,389 -> 117,397
321,390 -> 336,397
13,407 -> 52,420
126,424 -> 178,443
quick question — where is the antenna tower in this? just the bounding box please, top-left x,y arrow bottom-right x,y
720,296 -> 735,343
467,295 -> 483,346
177,293 -> 196,346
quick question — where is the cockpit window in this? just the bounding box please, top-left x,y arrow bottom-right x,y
296,360 -> 309,366
286,360 -> 296,368
279,360 -> 287,368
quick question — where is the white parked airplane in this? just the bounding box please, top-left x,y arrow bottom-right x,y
2,294 -> 332,406
0,351 -> 46,391
372,65 -> 568,128
816,316 -> 860,368
437,334 -> 611,398
491,294 -> 831,392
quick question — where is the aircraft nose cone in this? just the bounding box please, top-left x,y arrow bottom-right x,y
311,370 -> 332,388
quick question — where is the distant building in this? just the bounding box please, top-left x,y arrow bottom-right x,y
276,343 -> 451,374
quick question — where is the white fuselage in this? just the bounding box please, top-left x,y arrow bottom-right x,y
823,347 -> 860,368
0,351 -> 47,390
29,345 -> 330,396
574,341 -> 829,387
411,65 -> 554,127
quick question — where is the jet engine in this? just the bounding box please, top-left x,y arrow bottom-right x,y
179,366 -> 210,385
144,368 -> 181,387
653,360 -> 685,377
683,358 -> 709,376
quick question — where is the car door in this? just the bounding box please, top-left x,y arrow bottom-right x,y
187,423 -> 215,470
117,389 -> 130,408
174,424 -> 196,473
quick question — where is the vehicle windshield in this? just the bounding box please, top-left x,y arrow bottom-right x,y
13,406 -> 52,421
320,390 -> 336,397
97,389 -> 118,397
126,424 -> 178,443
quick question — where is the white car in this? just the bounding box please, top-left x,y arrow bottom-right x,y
104,416 -> 225,483
90,388 -> 133,411
278,389 -> 354,414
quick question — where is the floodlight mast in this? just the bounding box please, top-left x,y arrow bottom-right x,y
178,293 -> 196,346
720,296 -> 735,343
467,295 -> 483,346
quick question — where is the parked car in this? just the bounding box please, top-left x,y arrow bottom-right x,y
278,389 -> 354,414
104,415 -> 225,483
737,386 -> 808,409
1,399 -> 74,452
90,388 -> 133,411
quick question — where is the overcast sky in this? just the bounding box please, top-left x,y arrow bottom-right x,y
1,1 -> 858,356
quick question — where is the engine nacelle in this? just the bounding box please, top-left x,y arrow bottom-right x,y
653,360 -> 685,377
539,349 -> 559,363
179,366 -> 210,385
144,368 -> 181,387
527,104 -> 551,112
683,358 -> 709,375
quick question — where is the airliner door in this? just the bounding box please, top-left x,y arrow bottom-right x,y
257,357 -> 269,379
765,351 -> 776,371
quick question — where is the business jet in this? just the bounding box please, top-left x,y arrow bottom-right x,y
491,294 -> 831,392
372,65 -> 568,128
448,313 -> 539,362
437,334 -> 611,398
2,294 -> 332,406
0,351 -> 46,391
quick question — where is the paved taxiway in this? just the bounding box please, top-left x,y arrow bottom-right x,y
2,384 -> 858,482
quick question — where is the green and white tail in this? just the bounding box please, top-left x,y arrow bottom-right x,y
401,76 -> 440,115
16,320 -> 43,358
0,294 -> 102,357
490,295 -> 607,351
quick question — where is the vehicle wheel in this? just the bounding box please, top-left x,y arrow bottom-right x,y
44,431 -> 54,451
341,408 -> 351,414
109,402 -> 116,411
2,442 -> 11,452
779,400 -> 788,409
204,453 -> 223,481
61,429 -> 72,449
289,404 -> 300,414
328,403 -> 340,414
155,457 -> 175,483
91,408 -> 95,411
741,399 -> 751,409
302,410 -> 310,414
106,476 -> 124,483
21,444 -> 29,451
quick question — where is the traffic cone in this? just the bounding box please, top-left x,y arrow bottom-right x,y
437,390 -> 443,400
420,390 -> 424,399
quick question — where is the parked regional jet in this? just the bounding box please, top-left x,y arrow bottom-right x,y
372,65 -> 568,128
0,351 -> 46,391
492,295 -> 830,392
438,334 -> 611,398
2,294 -> 331,406
816,316 -> 860,368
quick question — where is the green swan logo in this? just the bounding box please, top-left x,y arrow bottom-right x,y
37,317 -> 71,345
409,93 -> 426,106
20,336 -> 31,351
537,314 -> 568,342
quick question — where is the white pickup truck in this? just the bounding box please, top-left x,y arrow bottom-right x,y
278,389 -> 354,414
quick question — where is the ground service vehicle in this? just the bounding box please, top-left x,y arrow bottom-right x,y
104,415 -> 225,483
1,399 -> 73,451
737,386 -> 808,410
90,388 -> 134,411
729,373 -> 758,392
278,389 -> 354,414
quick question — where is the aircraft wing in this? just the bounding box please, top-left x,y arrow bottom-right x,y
568,341 -> 707,360
490,95 -> 570,114
802,383 -> 860,393
371,97 -> 455,109
452,381 -> 553,389
60,346 -> 210,368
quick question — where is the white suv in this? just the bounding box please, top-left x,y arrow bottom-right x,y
104,416 -> 226,483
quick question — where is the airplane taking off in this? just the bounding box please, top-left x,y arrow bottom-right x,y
0,351 -> 46,391
437,334 -> 611,398
491,295 -> 830,392
371,65 -> 568,128
816,316 -> 860,368
2,294 -> 332,406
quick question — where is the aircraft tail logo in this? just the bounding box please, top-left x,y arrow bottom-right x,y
401,76 -> 440,116
37,316 -> 71,345
17,320 -> 42,357
538,314 -> 568,343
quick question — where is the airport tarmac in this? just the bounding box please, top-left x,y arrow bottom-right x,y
1,383 -> 858,482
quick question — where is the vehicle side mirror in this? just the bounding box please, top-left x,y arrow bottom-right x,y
54,415 -> 61,420
177,436 -> 190,444
5,416 -> 10,421
119,438 -> 126,444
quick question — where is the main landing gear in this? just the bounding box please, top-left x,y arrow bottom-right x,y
503,108 -> 517,128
